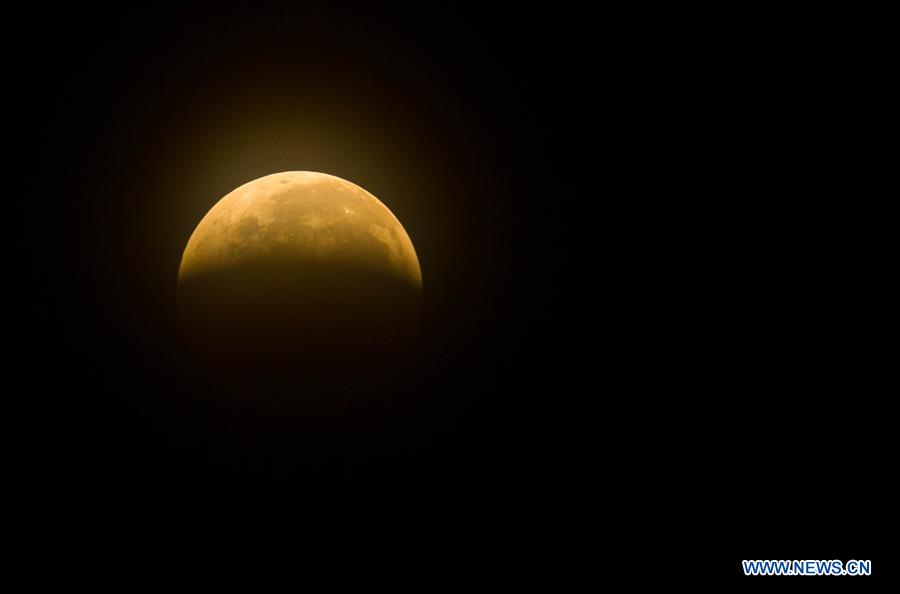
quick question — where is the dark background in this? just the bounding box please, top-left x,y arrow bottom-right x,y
16,3 -> 890,585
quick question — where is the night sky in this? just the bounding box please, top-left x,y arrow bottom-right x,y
17,3 -> 889,584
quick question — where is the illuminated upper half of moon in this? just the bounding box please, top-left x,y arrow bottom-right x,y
179,172 -> 422,288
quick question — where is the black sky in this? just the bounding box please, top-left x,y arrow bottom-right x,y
15,3 -> 891,585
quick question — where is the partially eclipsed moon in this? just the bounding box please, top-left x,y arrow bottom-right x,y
178,172 -> 422,398
179,171 -> 421,287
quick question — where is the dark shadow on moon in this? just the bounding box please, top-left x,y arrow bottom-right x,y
177,255 -> 426,481
179,254 -> 421,418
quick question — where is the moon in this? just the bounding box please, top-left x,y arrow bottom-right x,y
178,172 -> 422,402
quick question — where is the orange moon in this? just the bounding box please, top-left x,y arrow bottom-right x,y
178,172 -> 422,399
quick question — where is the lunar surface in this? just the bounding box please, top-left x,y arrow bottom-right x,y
178,172 -> 422,403
179,172 -> 421,287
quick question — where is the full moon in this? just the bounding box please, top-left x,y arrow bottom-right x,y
178,172 -> 422,402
